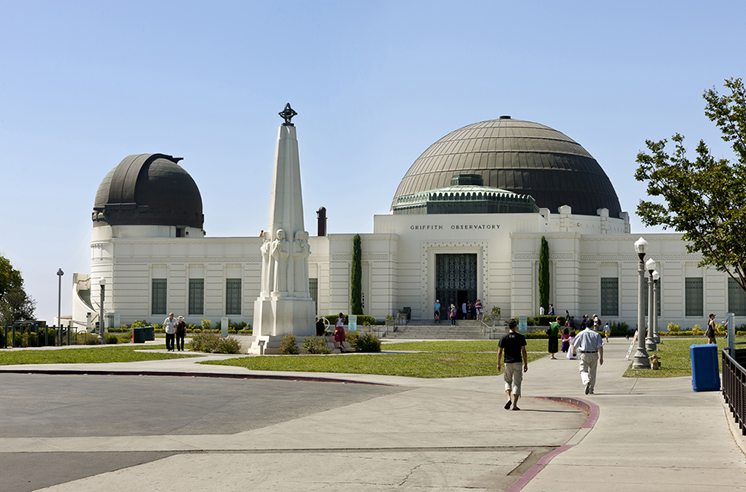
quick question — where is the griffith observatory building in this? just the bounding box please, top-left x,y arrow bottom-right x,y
71,114 -> 746,330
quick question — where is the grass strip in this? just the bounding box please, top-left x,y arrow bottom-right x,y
0,345 -> 199,365
202,340 -> 547,378
624,337 -> 741,378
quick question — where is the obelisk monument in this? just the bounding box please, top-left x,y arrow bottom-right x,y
251,104 -> 315,353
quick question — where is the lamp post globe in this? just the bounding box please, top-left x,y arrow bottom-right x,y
632,237 -> 650,369
645,258 -> 657,352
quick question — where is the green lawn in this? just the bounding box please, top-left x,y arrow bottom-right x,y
624,337 -> 741,378
0,345 -> 200,365
201,339 -> 548,378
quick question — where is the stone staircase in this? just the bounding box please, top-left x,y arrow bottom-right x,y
364,319 -> 504,340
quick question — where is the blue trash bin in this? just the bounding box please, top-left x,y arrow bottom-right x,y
690,344 -> 720,391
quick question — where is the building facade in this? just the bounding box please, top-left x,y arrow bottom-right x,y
72,117 -> 746,330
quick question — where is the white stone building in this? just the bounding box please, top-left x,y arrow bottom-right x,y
72,117 -> 746,330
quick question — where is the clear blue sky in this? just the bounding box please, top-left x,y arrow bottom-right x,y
1,0 -> 743,323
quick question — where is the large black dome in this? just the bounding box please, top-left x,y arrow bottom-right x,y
392,117 -> 622,217
92,154 -> 204,228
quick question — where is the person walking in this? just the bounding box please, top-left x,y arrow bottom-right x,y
449,304 -> 457,325
334,313 -> 347,352
434,299 -> 441,323
603,322 -> 611,343
706,313 -> 717,344
175,315 -> 186,351
547,316 -> 560,359
497,319 -> 528,411
475,299 -> 483,321
561,327 -> 571,353
163,312 -> 177,352
570,323 -> 604,394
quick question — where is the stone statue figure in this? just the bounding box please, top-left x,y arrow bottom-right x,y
260,236 -> 272,296
270,229 -> 290,293
292,231 -> 311,295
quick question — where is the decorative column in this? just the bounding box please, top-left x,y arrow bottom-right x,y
652,270 -> 660,344
633,237 -> 650,369
251,104 -> 315,352
645,257 -> 657,352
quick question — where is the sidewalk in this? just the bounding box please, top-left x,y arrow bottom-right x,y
1,340 -> 744,490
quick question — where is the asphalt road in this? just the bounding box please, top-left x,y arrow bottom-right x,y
0,373 -> 405,491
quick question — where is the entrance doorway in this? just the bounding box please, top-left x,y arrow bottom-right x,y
435,254 -> 477,319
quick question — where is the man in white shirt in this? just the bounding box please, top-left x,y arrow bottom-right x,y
570,324 -> 604,394
163,312 -> 177,352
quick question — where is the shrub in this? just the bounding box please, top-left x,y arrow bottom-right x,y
351,333 -> 381,352
483,306 -> 502,324
303,336 -> 331,354
201,319 -> 213,330
279,334 -> 299,354
228,320 -> 248,330
191,333 -> 220,352
190,333 -> 241,353
528,315 -> 565,326
691,325 -> 704,336
131,320 -> 149,328
216,337 -> 241,354
667,322 -> 680,333
77,333 -> 100,345
105,334 -> 119,344
610,322 -> 630,337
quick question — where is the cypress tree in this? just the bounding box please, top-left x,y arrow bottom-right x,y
539,236 -> 549,312
351,234 -> 363,314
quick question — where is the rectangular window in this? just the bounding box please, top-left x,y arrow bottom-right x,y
685,277 -> 703,317
728,278 -> 746,316
225,278 -> 242,315
600,277 -> 618,317
189,278 -> 204,315
151,279 -> 167,315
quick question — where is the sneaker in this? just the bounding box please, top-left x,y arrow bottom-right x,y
584,382 -> 591,395
511,406 -> 521,411
504,400 -> 512,410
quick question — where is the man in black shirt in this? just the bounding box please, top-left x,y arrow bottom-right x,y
497,319 -> 528,411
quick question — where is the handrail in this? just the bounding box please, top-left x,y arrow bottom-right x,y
721,348 -> 746,436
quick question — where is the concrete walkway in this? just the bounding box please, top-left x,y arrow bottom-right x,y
0,340 -> 744,490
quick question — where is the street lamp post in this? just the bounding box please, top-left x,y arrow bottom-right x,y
56,268 -> 64,346
652,270 -> 660,344
633,237 -> 651,369
99,277 -> 106,343
645,258 -> 657,352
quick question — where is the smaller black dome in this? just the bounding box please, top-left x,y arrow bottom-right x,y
93,154 -> 203,228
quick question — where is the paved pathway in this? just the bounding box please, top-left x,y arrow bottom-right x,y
0,340 -> 744,490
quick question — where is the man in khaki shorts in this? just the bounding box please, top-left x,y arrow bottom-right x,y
497,319 -> 528,410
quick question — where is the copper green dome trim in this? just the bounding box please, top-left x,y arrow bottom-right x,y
392,118 -> 622,217
393,182 -> 539,215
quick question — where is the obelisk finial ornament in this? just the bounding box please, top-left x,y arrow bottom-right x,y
279,103 -> 298,126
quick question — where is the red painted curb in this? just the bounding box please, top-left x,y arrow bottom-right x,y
506,396 -> 599,491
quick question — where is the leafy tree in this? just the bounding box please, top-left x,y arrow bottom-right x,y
635,77 -> 746,292
538,236 -> 549,311
0,255 -> 36,325
351,234 -> 363,314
